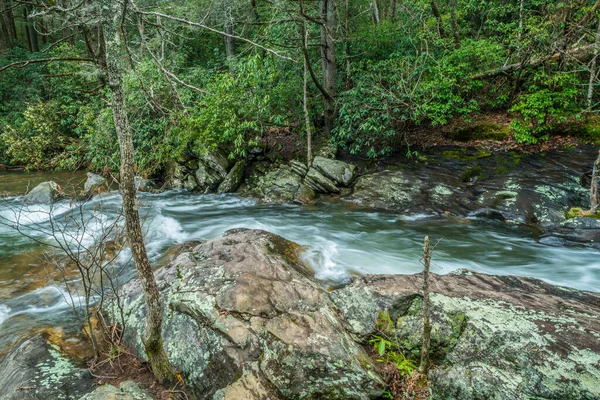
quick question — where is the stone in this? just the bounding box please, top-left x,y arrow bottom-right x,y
251,167 -> 304,203
331,270 -> 600,400
194,164 -> 222,193
24,181 -> 60,204
316,143 -> 338,159
84,173 -> 108,197
184,175 -> 199,191
312,156 -> 356,186
199,151 -> 230,179
218,161 -> 246,194
79,381 -> 153,400
289,160 -> 308,177
116,229 -> 383,400
0,335 -> 93,400
135,177 -> 153,192
304,168 -> 340,194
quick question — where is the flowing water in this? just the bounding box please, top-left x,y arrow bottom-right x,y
0,171 -> 599,354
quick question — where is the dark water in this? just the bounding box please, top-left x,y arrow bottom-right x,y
0,172 -> 598,353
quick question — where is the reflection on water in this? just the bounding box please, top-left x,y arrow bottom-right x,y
0,171 -> 599,355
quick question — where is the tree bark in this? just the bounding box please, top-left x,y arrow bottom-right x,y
224,19 -> 235,61
419,236 -> 432,375
371,0 -> 380,24
588,18 -> 600,109
591,150 -> 600,214
100,15 -> 174,384
303,23 -> 312,168
320,0 -> 337,136
25,2 -> 39,52
430,1 -> 446,39
450,0 -> 460,49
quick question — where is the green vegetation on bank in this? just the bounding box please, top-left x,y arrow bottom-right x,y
2,0 -> 600,173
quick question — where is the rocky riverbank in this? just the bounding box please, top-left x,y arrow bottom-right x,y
1,229 -> 599,399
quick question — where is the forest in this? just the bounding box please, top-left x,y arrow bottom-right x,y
2,0 -> 600,174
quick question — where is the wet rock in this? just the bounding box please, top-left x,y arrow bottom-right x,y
83,173 -> 108,197
79,381 -> 153,400
183,175 -> 199,191
539,216 -> 600,248
345,148 -> 593,228
199,151 -> 230,179
289,160 -> 308,177
116,229 -> 383,400
304,168 -> 340,194
312,156 -> 356,186
24,181 -> 60,204
251,167 -> 304,203
218,161 -> 246,194
0,335 -> 93,400
331,270 -> 600,400
135,177 -> 154,192
194,164 -> 223,193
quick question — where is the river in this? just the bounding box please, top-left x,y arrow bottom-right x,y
0,170 -> 599,354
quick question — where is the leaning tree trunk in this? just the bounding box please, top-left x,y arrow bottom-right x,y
101,19 -> 174,383
591,150 -> 600,214
320,0 -> 337,136
419,236 -> 432,375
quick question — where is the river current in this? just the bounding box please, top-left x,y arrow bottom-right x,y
0,172 -> 599,353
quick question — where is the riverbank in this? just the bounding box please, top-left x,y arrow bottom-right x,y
1,144 -> 600,399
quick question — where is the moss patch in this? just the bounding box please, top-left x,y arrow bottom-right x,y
566,207 -> 600,219
449,122 -> 510,142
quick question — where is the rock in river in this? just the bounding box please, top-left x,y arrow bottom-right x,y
331,270 -> 600,400
116,229 -> 383,399
23,181 -> 60,204
115,229 -> 600,400
0,334 -> 93,400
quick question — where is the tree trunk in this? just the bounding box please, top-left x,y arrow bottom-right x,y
591,150 -> 600,214
303,23 -> 312,168
371,0 -> 380,24
25,3 -> 39,52
430,1 -> 446,39
345,0 -> 352,90
100,20 -> 174,384
320,0 -> 337,136
224,19 -> 235,61
419,236 -> 432,375
588,18 -> 600,109
450,0 -> 460,49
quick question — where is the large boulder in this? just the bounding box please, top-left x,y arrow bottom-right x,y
304,168 -> 340,194
116,229 -> 383,399
251,166 -> 309,203
23,181 -> 60,204
83,173 -> 107,197
331,270 -> 600,400
218,161 -> 246,194
0,335 -> 93,400
312,156 -> 356,187
345,147 -> 593,228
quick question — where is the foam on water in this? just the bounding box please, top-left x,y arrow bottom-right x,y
0,304 -> 10,326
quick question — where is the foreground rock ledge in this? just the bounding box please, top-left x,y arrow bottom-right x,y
115,229 -> 600,400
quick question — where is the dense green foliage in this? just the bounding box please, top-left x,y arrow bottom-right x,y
2,0 -> 600,172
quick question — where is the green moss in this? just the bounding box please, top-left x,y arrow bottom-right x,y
566,207 -> 600,219
461,166 -> 483,182
441,148 -> 492,162
449,122 -> 510,142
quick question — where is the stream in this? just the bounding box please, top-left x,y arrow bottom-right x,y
0,171 -> 599,355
